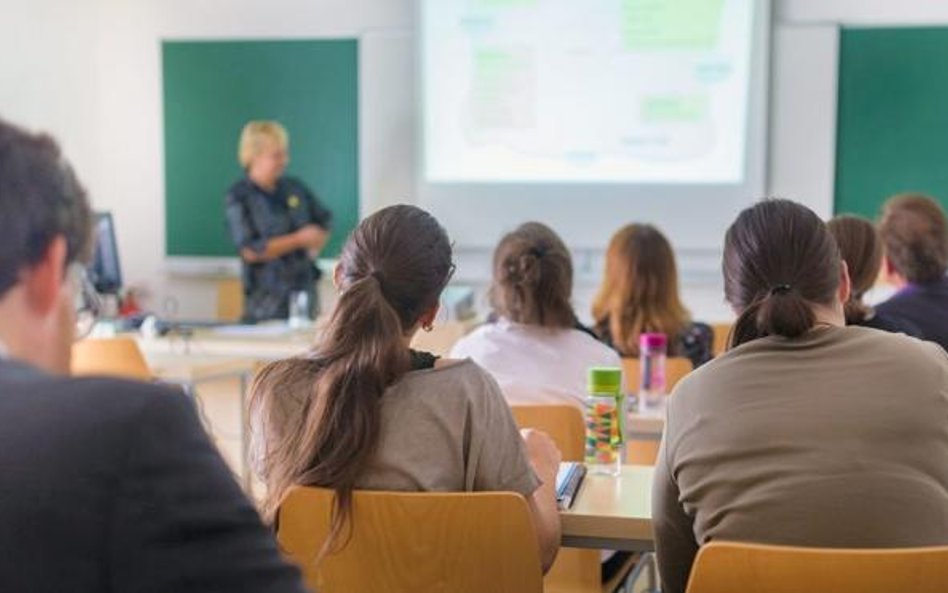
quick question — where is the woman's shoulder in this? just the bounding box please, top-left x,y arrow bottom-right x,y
225,177 -> 254,200
860,310 -> 925,338
394,358 -> 508,409
403,357 -> 498,389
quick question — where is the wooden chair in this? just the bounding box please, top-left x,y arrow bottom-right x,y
710,323 -> 733,357
621,356 -> 693,395
623,357 -> 693,466
277,487 -> 543,593
511,404 -> 585,462
510,404 -> 637,593
216,277 -> 244,322
686,541 -> 948,593
71,337 -> 151,380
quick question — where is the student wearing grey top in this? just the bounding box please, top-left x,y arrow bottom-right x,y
250,204 -> 563,573
653,200 -> 948,593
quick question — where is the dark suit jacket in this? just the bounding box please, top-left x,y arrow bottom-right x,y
875,277 -> 948,352
0,358 -> 307,593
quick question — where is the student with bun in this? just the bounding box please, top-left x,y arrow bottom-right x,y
826,215 -> 920,335
450,222 -> 621,408
250,206 -> 562,572
591,224 -> 712,368
875,193 -> 948,350
653,200 -> 948,593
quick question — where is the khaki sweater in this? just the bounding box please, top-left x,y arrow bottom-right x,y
653,326 -> 948,593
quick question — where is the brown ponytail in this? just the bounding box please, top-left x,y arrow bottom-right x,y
827,215 -> 884,324
489,221 -> 578,328
724,199 -> 841,349
250,205 -> 453,552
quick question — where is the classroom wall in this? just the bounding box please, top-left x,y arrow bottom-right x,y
4,0 -> 947,323
1,0 -> 101,198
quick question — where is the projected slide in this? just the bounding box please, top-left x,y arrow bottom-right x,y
422,0 -> 756,183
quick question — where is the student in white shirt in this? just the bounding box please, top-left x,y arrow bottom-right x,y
452,222 -> 621,408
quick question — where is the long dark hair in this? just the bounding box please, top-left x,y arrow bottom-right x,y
250,205 -> 453,547
489,222 -> 578,328
723,199 -> 842,348
827,215 -> 882,324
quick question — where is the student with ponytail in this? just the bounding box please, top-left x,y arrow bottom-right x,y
250,205 -> 561,572
652,199 -> 948,593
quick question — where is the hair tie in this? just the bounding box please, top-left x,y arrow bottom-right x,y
529,247 -> 547,259
369,270 -> 385,285
770,284 -> 792,296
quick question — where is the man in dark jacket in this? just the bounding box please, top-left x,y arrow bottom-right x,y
0,118 -> 307,593
876,193 -> 948,352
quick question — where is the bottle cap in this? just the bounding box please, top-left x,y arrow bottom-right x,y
588,367 -> 622,396
640,333 -> 668,350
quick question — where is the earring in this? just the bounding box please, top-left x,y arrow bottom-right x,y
423,323 -> 434,333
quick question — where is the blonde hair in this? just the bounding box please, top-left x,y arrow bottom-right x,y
238,121 -> 288,168
591,224 -> 690,356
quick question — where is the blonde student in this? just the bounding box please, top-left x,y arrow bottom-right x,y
249,205 -> 561,572
591,224 -> 712,367
451,222 -> 621,408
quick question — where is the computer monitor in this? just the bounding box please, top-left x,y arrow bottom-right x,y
88,212 -> 122,295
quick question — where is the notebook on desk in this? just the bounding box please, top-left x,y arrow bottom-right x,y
555,462 -> 587,510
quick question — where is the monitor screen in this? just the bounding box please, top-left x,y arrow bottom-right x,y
88,212 -> 122,295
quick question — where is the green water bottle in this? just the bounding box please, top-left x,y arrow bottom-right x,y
585,367 -> 623,476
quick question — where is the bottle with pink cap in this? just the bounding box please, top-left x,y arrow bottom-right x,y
639,333 -> 668,409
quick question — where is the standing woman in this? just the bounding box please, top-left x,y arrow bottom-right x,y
225,121 -> 332,323
591,224 -> 712,368
826,215 -> 921,335
250,205 -> 562,572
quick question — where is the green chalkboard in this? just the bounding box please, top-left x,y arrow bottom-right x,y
162,39 -> 358,258
836,27 -> 948,218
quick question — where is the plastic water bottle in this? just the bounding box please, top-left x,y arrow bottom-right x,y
585,367 -> 623,476
640,333 -> 668,409
288,290 -> 311,329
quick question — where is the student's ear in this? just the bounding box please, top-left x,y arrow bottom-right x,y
417,304 -> 440,331
332,262 -> 342,291
838,259 -> 852,305
23,236 -> 68,318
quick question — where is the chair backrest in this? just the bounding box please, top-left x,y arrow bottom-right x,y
622,356 -> 693,395
622,356 -> 692,465
277,487 -> 543,593
711,323 -> 733,357
71,337 -> 151,380
686,541 -> 948,593
510,404 -> 585,462
216,277 -> 244,322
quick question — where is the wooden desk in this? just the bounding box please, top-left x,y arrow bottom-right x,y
137,325 -> 316,362
560,465 -> 655,552
145,352 -> 259,490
